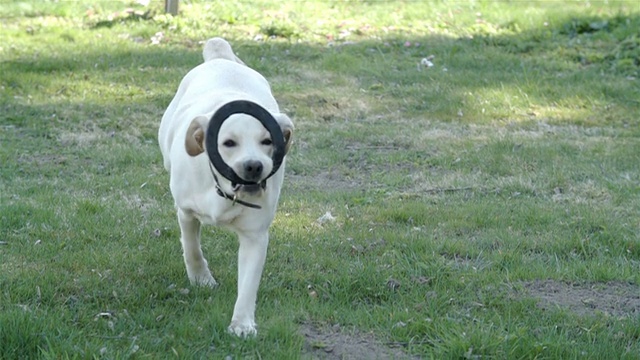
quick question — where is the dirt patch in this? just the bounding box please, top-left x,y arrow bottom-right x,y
17,153 -> 69,167
300,323 -> 418,360
522,280 -> 640,318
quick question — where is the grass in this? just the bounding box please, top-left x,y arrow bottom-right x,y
1,0 -> 639,358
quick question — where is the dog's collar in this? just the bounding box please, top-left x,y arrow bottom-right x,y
209,162 -> 263,209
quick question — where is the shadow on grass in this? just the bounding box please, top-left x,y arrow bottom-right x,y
1,10 -> 639,189
2,11 -> 638,130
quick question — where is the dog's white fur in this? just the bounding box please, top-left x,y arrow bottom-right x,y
158,38 -> 293,337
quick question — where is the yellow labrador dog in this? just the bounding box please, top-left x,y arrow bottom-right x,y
158,38 -> 293,337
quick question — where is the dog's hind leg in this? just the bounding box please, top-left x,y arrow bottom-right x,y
178,208 -> 218,288
228,231 -> 269,337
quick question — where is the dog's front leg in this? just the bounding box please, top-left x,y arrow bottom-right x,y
228,230 -> 269,337
178,208 -> 218,287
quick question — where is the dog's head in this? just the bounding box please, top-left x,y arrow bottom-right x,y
185,112 -> 293,194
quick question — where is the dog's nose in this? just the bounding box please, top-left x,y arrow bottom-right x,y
242,160 -> 263,181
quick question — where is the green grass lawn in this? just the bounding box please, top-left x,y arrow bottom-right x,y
1,1 -> 639,359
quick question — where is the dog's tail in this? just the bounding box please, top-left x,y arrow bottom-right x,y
202,38 -> 245,65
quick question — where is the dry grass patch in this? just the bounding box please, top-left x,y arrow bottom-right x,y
522,280 -> 640,319
300,323 -> 418,360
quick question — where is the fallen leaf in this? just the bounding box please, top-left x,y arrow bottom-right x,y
387,278 -> 401,291
412,276 -> 433,285
316,211 -> 336,225
94,311 -> 115,320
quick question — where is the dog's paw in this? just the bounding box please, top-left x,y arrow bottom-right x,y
188,272 -> 218,288
228,321 -> 257,337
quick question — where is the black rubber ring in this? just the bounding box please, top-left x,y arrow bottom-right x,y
205,100 -> 286,186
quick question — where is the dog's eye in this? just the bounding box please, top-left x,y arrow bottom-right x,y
261,139 -> 272,146
223,139 -> 237,147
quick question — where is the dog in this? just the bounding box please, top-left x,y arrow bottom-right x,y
158,38 -> 293,337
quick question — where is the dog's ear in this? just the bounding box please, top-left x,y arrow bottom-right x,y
275,114 -> 294,154
185,116 -> 207,156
